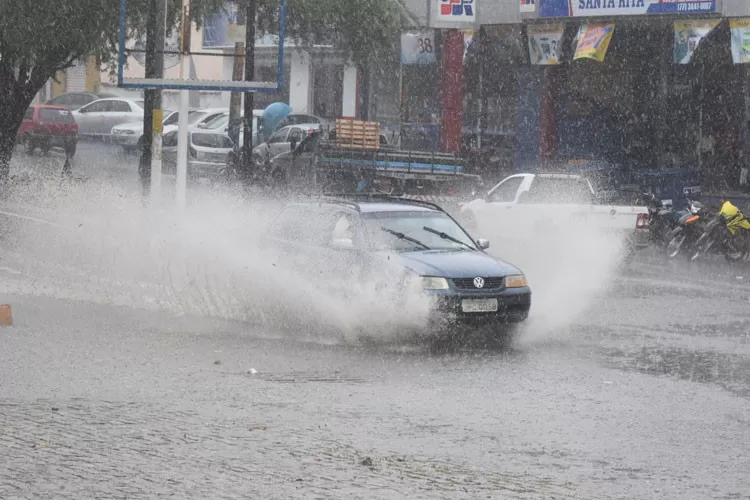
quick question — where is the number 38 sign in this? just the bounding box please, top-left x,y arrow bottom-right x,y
401,30 -> 437,65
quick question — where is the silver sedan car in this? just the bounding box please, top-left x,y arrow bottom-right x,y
72,98 -> 145,139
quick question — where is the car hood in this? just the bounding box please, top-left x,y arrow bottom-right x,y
385,250 -> 522,278
112,121 -> 144,132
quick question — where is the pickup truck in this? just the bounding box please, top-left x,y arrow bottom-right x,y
459,173 -> 650,249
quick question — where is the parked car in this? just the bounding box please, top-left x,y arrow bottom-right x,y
198,109 -> 264,147
252,123 -> 323,164
17,105 -> 78,157
162,130 -> 235,181
111,108 -> 227,152
45,91 -> 120,111
460,173 -> 650,250
72,98 -> 145,139
264,197 -> 531,336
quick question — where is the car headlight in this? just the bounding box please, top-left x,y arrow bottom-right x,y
505,275 -> 528,288
420,276 -> 450,290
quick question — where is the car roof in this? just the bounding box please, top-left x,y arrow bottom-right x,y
32,105 -> 70,110
292,197 -> 444,214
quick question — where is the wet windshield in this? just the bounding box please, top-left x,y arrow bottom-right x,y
362,211 -> 477,251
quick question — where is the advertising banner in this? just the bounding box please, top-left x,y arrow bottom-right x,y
730,19 -> 750,65
431,0 -> 476,28
540,0 -> 716,18
463,29 -> 476,58
401,31 -> 437,65
574,22 -> 615,62
527,24 -> 565,65
673,19 -> 721,64
520,0 -> 536,12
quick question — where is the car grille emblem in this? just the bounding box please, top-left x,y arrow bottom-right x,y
473,277 -> 485,289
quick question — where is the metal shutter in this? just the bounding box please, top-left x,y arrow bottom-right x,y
66,62 -> 87,92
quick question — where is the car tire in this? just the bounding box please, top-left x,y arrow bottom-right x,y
23,135 -> 35,155
65,140 -> 77,158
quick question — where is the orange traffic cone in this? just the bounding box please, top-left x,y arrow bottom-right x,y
0,305 -> 13,326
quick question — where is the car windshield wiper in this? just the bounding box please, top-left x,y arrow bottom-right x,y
380,227 -> 430,250
422,226 -> 475,251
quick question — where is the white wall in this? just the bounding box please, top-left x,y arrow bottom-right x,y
289,50 -> 311,113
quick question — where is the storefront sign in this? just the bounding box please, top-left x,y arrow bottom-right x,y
673,19 -> 720,64
401,31 -> 437,65
520,0 -> 536,12
730,19 -> 750,64
431,0 -> 476,28
540,0 -> 716,18
574,22 -> 615,62
527,24 -> 564,65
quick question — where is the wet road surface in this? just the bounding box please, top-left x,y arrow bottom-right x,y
2,258 -> 750,499
0,144 -> 749,499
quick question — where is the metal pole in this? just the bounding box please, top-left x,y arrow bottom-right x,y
398,60 -> 404,148
150,0 -> 168,202
242,0 -> 257,181
139,0 -> 165,200
176,1 -> 190,211
229,41 -> 245,146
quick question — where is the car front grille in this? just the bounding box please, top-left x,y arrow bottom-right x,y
452,277 -> 505,290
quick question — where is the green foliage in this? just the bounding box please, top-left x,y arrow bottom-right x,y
258,0 -> 408,68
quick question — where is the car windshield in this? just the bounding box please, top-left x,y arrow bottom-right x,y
202,113 -> 228,129
361,211 -> 477,252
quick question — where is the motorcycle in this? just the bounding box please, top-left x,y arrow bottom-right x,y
665,200 -> 708,259
691,200 -> 750,263
640,193 -> 681,247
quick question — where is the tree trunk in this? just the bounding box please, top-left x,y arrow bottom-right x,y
0,95 -> 32,192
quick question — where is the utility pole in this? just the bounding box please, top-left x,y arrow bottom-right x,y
241,0 -> 257,182
228,41 -> 245,146
139,0 -> 166,200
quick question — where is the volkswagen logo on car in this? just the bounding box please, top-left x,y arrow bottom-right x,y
473,277 -> 485,289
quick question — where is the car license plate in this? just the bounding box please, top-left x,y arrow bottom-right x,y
461,298 -> 498,313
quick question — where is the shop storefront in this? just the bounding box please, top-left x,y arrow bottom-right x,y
471,0 -> 750,191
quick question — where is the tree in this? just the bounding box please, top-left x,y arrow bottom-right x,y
0,0 -> 407,188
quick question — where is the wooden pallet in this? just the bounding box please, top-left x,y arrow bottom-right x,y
333,118 -> 380,149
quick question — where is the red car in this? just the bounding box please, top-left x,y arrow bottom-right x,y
17,105 -> 78,157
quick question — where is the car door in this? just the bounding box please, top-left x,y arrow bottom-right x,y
108,100 -> 142,133
74,100 -> 109,136
264,127 -> 290,160
480,175 -> 529,240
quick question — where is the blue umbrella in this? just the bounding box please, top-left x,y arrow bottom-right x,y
261,102 -> 292,142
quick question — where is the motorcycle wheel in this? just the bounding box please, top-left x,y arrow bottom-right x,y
691,232 -> 713,262
725,232 -> 749,263
666,232 -> 686,259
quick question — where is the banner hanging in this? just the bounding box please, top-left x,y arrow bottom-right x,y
574,23 -> 615,63
730,19 -> 750,65
540,0 -> 716,18
673,20 -> 721,65
401,31 -> 437,65
527,24 -> 564,65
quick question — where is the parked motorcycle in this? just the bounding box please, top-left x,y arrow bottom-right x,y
691,200 -> 750,262
640,193 -> 681,247
665,200 -> 708,259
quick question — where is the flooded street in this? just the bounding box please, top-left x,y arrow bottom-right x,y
1,266 -> 749,499
1,145 -> 749,499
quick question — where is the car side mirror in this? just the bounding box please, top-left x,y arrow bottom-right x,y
476,238 -> 490,250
